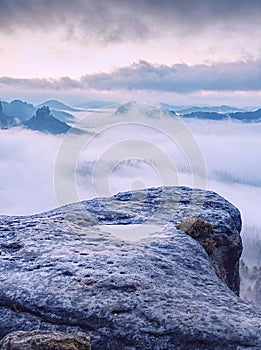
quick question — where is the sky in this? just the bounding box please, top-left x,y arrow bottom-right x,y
1,0 -> 261,105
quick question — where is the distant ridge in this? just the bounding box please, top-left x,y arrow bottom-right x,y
37,100 -> 81,112
1,99 -> 75,123
2,100 -> 35,120
162,103 -> 248,114
0,100 -> 21,129
80,100 -> 116,109
181,108 -> 261,122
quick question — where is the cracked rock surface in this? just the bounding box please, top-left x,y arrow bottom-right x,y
0,186 -> 260,349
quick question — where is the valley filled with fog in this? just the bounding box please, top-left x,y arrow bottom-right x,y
0,102 -> 260,304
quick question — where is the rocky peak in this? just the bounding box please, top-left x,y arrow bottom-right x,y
23,106 -> 71,134
35,106 -> 51,119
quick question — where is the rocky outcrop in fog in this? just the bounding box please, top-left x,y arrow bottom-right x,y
0,99 -> 75,133
0,186 -> 260,349
23,106 -> 71,134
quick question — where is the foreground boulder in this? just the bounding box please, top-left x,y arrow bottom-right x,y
0,186 -> 260,349
0,330 -> 90,350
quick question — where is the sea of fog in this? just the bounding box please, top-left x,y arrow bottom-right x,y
0,107 -> 260,267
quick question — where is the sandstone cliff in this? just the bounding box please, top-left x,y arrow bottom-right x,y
0,186 -> 260,349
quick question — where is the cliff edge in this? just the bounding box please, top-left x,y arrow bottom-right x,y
0,186 -> 260,349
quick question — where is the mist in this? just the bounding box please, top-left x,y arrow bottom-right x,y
0,127 -> 63,215
1,108 -> 261,226
1,106 -> 260,304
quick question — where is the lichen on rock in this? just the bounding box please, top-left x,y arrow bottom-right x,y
0,330 -> 90,350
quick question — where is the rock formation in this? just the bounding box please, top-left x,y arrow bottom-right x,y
0,186 -> 260,349
23,106 -> 71,134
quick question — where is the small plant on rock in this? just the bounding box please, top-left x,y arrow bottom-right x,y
177,217 -> 214,239
177,217 -> 216,255
202,238 -> 216,254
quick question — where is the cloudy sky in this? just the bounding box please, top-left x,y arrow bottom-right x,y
1,0 -> 261,105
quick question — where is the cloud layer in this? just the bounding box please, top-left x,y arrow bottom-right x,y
1,108 -> 261,233
0,0 -> 261,43
1,60 -> 261,93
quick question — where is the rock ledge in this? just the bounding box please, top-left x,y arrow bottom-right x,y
0,186 -> 260,349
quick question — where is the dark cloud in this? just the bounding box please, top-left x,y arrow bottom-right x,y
1,60 -> 261,93
0,0 -> 151,43
82,60 -> 261,92
0,76 -> 81,90
0,0 -> 261,43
